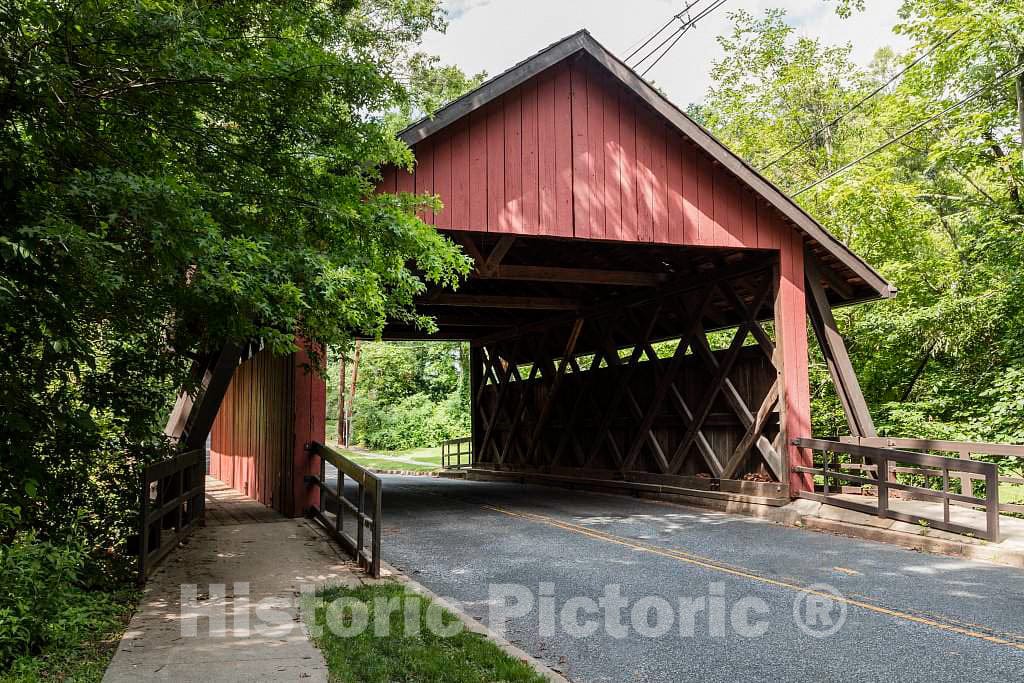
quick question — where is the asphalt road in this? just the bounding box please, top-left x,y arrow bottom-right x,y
355,474 -> 1024,682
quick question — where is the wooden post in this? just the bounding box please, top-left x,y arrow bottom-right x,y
470,346 -> 482,467
292,339 -> 326,517
774,243 -> 813,495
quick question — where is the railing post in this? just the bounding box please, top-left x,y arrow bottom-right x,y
957,447 -> 972,496
138,470 -> 149,584
335,471 -> 343,535
877,457 -> 888,519
986,468 -> 1001,543
356,484 -> 365,563
942,466 -> 950,526
372,485 -> 382,578
822,451 -> 830,496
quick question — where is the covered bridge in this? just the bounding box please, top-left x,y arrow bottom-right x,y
189,30 -> 891,517
375,30 -> 891,502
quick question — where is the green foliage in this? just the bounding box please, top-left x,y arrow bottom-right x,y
1,0 -> 471,581
700,3 -> 1024,448
0,531 -> 131,672
343,341 -> 470,450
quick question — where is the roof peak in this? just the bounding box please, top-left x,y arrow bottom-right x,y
397,29 -> 893,303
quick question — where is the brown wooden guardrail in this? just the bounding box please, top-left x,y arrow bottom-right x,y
841,436 -> 1024,515
305,441 -> 382,578
793,437 -> 1001,543
441,436 -> 473,470
138,448 -> 206,582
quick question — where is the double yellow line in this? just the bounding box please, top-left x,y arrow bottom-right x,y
481,503 -> 1024,651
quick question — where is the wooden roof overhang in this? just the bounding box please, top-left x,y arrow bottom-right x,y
377,30 -> 894,353
382,232 -> 780,362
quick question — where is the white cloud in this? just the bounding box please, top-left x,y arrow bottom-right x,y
422,0 -> 911,108
444,0 -> 492,21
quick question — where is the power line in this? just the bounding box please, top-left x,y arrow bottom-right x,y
791,61 -> 1024,197
624,0 -> 705,64
630,0 -> 718,70
638,0 -> 729,78
762,26 -> 965,172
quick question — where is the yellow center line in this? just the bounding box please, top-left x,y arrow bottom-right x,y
481,503 -> 1024,651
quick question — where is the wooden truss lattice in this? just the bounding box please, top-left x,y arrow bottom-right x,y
473,267 -> 786,483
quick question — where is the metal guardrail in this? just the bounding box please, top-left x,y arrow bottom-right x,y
841,436 -> 1024,515
441,436 -> 473,470
793,437 -> 1001,543
305,441 -> 382,578
138,448 -> 206,581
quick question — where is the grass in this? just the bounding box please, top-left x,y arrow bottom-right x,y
306,583 -> 547,683
1,588 -> 136,682
343,456 -> 440,473
999,482 -> 1024,505
325,442 -> 445,473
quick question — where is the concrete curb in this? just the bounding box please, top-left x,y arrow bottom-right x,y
796,515 -> 1024,569
385,562 -> 571,683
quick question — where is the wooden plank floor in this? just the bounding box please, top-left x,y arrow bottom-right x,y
204,476 -> 285,526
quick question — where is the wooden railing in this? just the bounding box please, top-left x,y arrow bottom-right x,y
138,448 -> 206,581
305,441 -> 382,578
793,438 -> 1001,543
441,436 -> 473,470
841,436 -> 1024,515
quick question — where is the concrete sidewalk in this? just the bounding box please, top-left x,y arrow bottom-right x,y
104,478 -> 358,682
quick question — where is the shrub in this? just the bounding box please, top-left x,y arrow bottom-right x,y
0,528 -> 123,667
353,392 -> 469,451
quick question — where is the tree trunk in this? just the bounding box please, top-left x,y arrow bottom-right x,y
1016,58 -> 1024,177
348,341 -> 361,444
337,353 -> 346,445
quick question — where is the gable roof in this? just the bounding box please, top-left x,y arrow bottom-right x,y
399,30 -> 895,304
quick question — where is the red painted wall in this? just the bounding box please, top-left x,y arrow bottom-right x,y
381,60 -> 798,251
380,58 -> 813,493
209,343 -> 326,516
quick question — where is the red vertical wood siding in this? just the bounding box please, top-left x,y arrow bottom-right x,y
389,61 -> 807,254
209,344 -> 327,516
209,350 -> 294,514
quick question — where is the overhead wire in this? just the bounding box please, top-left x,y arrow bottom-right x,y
624,0 -> 706,64
791,60 -> 1024,197
639,0 -> 729,77
761,25 -> 966,171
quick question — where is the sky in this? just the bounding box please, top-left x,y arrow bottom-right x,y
421,0 -> 911,109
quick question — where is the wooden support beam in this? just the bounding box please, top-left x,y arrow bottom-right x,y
721,382 -> 781,480
478,342 -> 519,462
620,292 -> 714,473
584,306 -> 662,470
420,293 -> 581,310
451,232 -> 486,274
524,318 -> 584,464
484,265 -> 668,287
482,236 -> 516,274
472,261 -> 775,348
807,249 -> 855,300
165,345 -> 242,450
805,258 -> 876,437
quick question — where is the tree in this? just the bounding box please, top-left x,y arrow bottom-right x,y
698,4 -> 1024,443
0,0 -> 470,563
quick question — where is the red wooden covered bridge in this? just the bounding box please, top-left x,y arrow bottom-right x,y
171,31 -> 896,522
